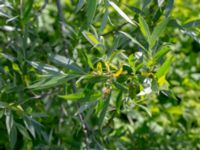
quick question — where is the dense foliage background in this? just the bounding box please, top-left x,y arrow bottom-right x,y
0,0 -> 200,149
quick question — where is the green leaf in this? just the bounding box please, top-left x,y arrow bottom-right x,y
109,1 -> 136,26
139,15 -> 151,42
99,93 -> 111,128
75,101 -> 98,115
136,104 -> 152,117
116,91 -> 123,113
165,0 -> 174,17
113,80 -> 128,92
76,74 -> 108,84
76,0 -> 85,12
48,53 -> 73,67
0,53 -> 16,62
23,116 -> 36,138
16,123 -> 31,140
109,50 -> 125,62
23,0 -> 34,21
5,111 -> 14,135
181,29 -> 200,44
28,61 -> 62,74
0,110 -> 4,119
149,18 -> 170,49
119,31 -> 146,50
9,125 -> 17,150
156,55 -> 173,78
126,5 -> 144,15
65,63 -> 86,74
167,106 -> 183,115
59,91 -> 101,101
153,48 -> 170,61
183,19 -> 200,28
59,92 -> 85,100
99,9 -> 109,33
4,110 -> 17,149
28,74 -> 80,90
82,30 -> 99,46
86,0 -> 97,24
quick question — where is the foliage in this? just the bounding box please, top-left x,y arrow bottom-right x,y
0,0 -> 200,149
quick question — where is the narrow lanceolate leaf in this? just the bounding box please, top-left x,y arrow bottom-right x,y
156,55 -> 173,78
165,0 -> 174,17
28,61 -> 62,74
136,104 -> 152,117
99,10 -> 109,33
4,110 -> 17,150
82,31 -> 99,46
59,91 -> 101,100
75,0 -> 85,12
23,116 -> 36,138
120,31 -> 146,50
149,18 -> 170,49
153,48 -> 170,61
139,15 -> 151,42
126,5 -> 144,15
0,53 -> 16,62
9,125 -> 17,150
65,63 -> 86,74
99,93 -> 111,128
48,53 -> 73,67
28,74 -> 80,90
109,1 -> 136,26
5,111 -> 14,135
183,19 -> 200,28
75,101 -> 98,115
59,92 -> 85,100
86,0 -> 97,24
181,30 -> 200,44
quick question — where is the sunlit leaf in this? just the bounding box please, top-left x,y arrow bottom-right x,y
82,30 -> 99,46
149,18 -> 170,49
119,31 -> 146,50
86,0 -> 97,24
59,91 -> 101,100
156,55 -> 173,78
139,15 -> 151,42
109,1 -> 136,26
28,61 -> 62,74
153,48 -> 170,61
